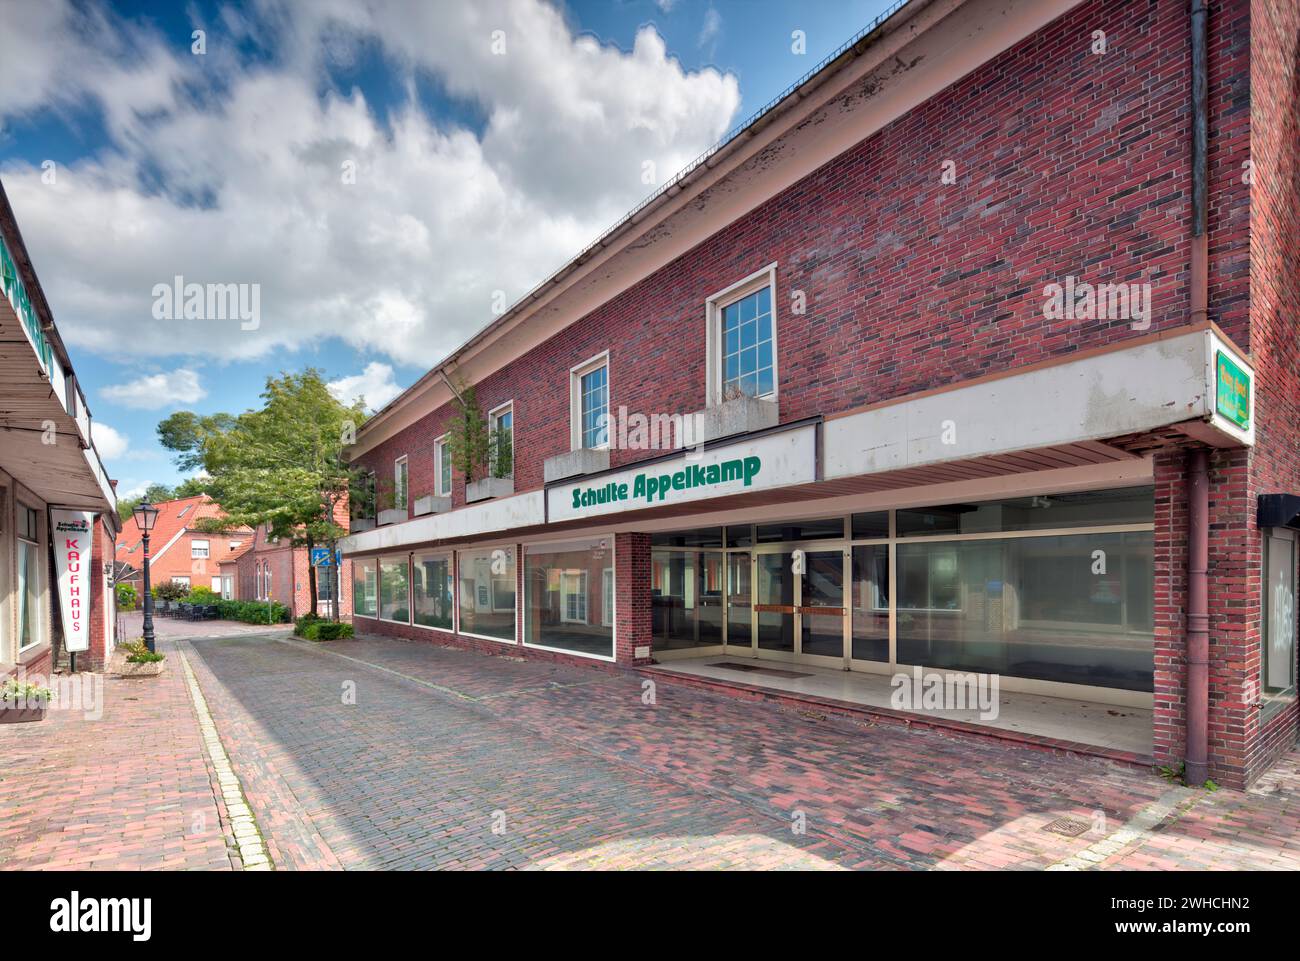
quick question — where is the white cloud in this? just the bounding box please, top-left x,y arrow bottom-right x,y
699,8 -> 723,51
91,422 -> 129,460
328,362 -> 404,412
101,369 -> 206,409
656,0 -> 680,11
0,0 -> 741,369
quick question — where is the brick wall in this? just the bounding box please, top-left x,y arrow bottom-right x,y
359,0 -> 1251,505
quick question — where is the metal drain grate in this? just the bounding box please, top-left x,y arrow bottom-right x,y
1043,816 -> 1092,838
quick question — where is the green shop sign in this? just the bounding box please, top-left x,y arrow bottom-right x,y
1214,350 -> 1250,431
0,232 -> 53,375
570,456 -> 762,511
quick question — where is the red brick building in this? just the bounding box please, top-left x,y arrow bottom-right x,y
221,521 -> 353,621
116,495 -> 252,594
341,0 -> 1299,789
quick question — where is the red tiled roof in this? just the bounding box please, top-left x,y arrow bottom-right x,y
220,539 -> 255,566
114,495 -> 251,564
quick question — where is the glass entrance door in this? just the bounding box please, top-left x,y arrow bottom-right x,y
801,550 -> 846,660
754,547 -> 847,662
725,552 -> 752,653
756,551 -> 796,653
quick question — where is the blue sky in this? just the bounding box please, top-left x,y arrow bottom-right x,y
0,0 -> 895,496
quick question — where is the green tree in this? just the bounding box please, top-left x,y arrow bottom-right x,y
445,379 -> 492,484
158,370 -> 367,620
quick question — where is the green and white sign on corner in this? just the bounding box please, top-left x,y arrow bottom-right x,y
1215,350 -> 1251,431
547,423 -> 817,523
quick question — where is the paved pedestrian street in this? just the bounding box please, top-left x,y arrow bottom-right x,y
3,631 -> 1298,871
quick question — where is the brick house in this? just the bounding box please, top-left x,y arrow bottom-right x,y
340,0 -> 1299,789
115,495 -> 252,594
221,521 -> 353,621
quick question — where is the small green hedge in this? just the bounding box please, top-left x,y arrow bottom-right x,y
298,620 -> 354,641
217,599 -> 290,624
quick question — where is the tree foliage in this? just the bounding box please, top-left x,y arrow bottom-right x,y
157,369 -> 367,618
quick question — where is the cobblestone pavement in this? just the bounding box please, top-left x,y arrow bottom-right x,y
177,632 -> 1300,871
0,639 -> 240,870
5,631 -> 1296,871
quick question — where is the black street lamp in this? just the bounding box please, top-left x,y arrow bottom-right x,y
133,498 -> 160,654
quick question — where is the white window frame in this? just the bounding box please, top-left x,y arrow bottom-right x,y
705,262 -> 779,407
172,576 -> 191,589
560,570 -> 589,624
394,456 -> 409,512
411,550 -> 456,635
521,536 -> 617,663
455,544 -> 518,645
434,435 -> 451,497
488,401 -> 515,479
569,350 -> 610,452
211,576 -> 222,592
191,539 -> 210,559
15,501 -> 44,654
1262,528 -> 1298,715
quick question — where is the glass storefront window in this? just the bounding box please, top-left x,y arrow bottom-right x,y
379,556 -> 409,623
526,539 -> 613,657
852,544 -> 888,662
756,517 -> 845,543
1262,531 -> 1297,714
352,558 -> 378,617
16,538 -> 42,651
651,549 -> 723,651
412,552 -> 454,630
651,529 -> 723,549
851,512 -> 889,539
897,486 -> 1154,537
458,546 -> 516,641
896,531 -> 1154,690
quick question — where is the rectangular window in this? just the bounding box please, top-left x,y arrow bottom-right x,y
897,487 -> 1155,537
571,353 -> 609,450
1262,530 -> 1297,715
394,457 -> 409,512
211,576 -> 222,592
707,264 -> 778,405
173,576 -> 191,589
191,539 -> 210,559
412,552 -> 454,631
458,546 -> 516,641
16,532 -> 43,652
352,558 -> 378,617
895,531 -> 1155,691
488,402 -> 514,479
434,436 -> 452,497
525,538 -> 613,658
379,555 -> 409,623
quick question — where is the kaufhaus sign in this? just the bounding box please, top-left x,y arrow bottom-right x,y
548,423 -> 817,523
51,509 -> 96,654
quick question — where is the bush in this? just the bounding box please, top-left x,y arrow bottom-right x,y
294,613 -> 323,637
115,582 -> 138,610
153,581 -> 189,603
216,599 -> 290,624
184,586 -> 221,605
300,620 -> 353,641
315,622 -> 354,641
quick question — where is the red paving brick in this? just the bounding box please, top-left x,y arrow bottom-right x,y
4,629 -> 1297,871
0,640 -> 238,871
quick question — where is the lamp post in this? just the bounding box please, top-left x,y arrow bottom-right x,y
133,498 -> 160,654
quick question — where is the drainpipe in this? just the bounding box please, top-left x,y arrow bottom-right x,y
1189,0 -> 1209,327
1183,0 -> 1211,788
1185,449 -> 1210,787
